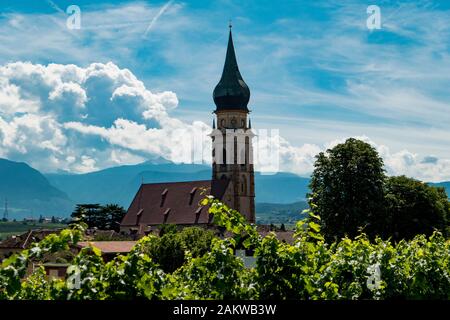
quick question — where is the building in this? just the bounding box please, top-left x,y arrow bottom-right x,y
121,26 -> 255,235
0,229 -> 63,261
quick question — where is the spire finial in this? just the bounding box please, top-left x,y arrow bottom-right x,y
228,19 -> 232,30
213,23 -> 251,112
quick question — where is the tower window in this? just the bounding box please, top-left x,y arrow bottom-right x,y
240,149 -> 246,166
222,148 -> 227,165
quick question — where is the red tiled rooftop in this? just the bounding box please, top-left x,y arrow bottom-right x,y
77,241 -> 137,254
121,179 -> 229,226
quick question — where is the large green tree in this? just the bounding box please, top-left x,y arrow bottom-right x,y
71,204 -> 126,231
308,138 -> 386,241
384,176 -> 449,240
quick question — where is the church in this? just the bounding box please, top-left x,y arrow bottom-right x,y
120,26 -> 256,235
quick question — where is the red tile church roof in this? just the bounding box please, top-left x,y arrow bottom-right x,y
121,179 -> 230,227
77,241 -> 137,254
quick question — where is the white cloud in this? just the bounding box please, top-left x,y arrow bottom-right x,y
0,60 -> 449,182
0,61 -> 193,172
319,135 -> 450,182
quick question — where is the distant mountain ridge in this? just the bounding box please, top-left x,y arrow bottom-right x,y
45,162 -> 312,210
431,181 -> 450,191
0,158 -> 73,218
1,158 -> 449,219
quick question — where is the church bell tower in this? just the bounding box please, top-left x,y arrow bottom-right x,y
210,25 -> 255,223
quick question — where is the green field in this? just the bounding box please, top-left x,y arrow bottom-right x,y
0,222 -> 66,241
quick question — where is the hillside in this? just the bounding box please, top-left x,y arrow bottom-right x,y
46,160 -> 211,207
430,182 -> 450,196
256,201 -> 309,225
0,159 -> 74,218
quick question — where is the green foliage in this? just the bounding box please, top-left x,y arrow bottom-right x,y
309,138 -> 450,241
0,223 -> 85,299
102,236 -> 167,300
144,226 -> 215,273
165,238 -> 256,299
157,223 -> 178,236
384,176 -> 449,240
309,138 -> 386,241
0,198 -> 449,300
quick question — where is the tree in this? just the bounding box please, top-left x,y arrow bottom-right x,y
71,204 -> 125,230
101,204 -> 126,231
384,176 -> 449,241
145,227 -> 215,273
309,138 -> 386,241
71,204 -> 101,228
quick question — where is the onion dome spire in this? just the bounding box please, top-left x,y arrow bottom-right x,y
213,24 -> 250,112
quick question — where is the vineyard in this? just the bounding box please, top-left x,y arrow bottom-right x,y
0,197 -> 449,300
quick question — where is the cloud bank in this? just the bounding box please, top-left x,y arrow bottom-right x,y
0,61 -> 449,182
0,61 -> 208,173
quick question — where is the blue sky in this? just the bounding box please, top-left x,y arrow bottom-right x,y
0,0 -> 450,181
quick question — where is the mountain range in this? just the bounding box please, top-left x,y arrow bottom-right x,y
0,159 -> 73,218
0,158 -> 311,219
1,158 -> 449,219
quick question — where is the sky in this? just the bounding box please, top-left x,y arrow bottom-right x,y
0,0 -> 450,181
